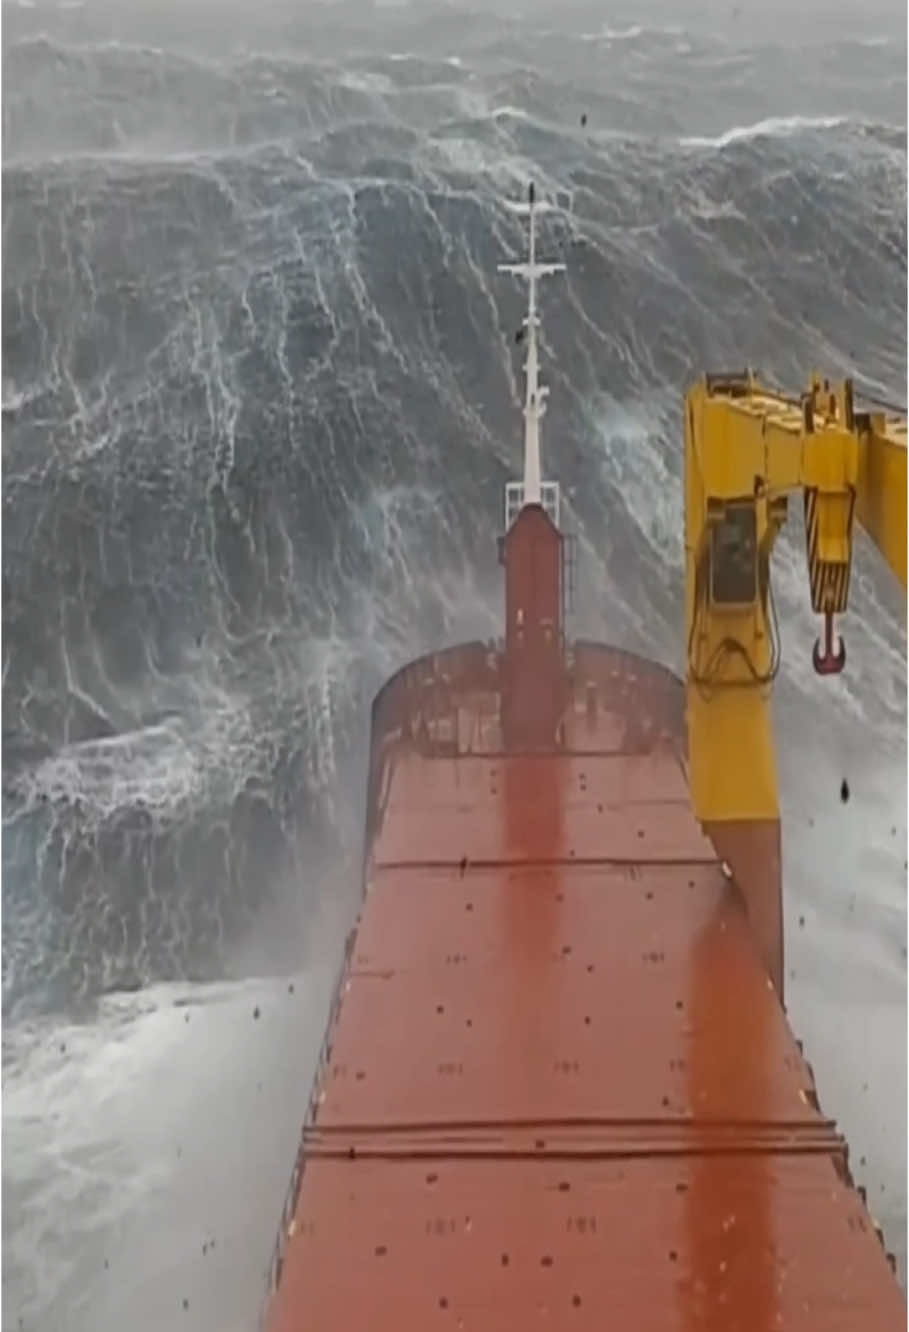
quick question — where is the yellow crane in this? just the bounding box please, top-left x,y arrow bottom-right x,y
683,371 -> 906,996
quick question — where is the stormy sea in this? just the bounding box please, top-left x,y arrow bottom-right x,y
2,0 -> 906,1326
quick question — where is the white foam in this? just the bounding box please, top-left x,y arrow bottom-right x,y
579,23 -> 643,41
4,968 -> 341,1332
337,70 -> 395,96
690,196 -> 743,222
26,723 -> 205,818
681,114 -> 846,150
592,397 -> 682,565
490,104 -> 530,121
601,24 -> 643,40
429,132 -> 534,189
2,382 -> 38,413
579,23 -> 682,43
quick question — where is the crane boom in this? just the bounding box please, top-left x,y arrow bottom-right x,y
855,405 -> 907,588
683,371 -> 906,995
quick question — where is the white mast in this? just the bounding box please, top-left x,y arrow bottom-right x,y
498,181 -> 565,510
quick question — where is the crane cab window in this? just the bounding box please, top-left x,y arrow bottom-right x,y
710,502 -> 757,605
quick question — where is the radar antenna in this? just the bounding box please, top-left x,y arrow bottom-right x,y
498,181 -> 565,521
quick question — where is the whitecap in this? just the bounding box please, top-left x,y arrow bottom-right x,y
681,114 -> 845,150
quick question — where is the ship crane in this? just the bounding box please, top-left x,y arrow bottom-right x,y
685,370 -> 906,992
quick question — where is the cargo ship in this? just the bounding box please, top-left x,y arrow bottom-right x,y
260,184 -> 907,1330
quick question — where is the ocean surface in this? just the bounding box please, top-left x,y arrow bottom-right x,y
2,0 -> 906,1327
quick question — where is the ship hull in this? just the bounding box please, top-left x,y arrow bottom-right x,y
262,641 -> 904,1330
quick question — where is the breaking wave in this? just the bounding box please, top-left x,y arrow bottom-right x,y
2,3 -> 906,1021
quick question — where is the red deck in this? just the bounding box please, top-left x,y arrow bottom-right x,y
262,641 -> 903,1331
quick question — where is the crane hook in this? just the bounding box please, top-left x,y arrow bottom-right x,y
812,610 -> 846,675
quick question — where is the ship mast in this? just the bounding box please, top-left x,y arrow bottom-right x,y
497,183 -> 570,751
498,182 -> 565,512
